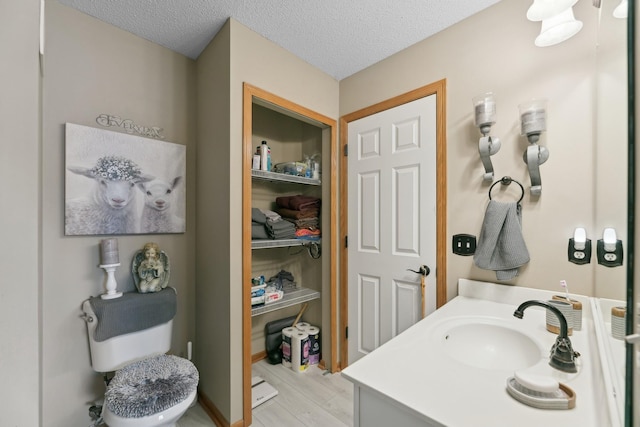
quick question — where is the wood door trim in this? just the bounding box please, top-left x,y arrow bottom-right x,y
339,79 -> 448,369
242,83 -> 338,425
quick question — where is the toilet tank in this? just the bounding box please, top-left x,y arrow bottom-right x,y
82,298 -> 173,372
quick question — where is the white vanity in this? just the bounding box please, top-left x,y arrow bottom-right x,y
341,279 -> 618,427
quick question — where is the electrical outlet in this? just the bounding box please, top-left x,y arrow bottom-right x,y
452,234 -> 476,256
597,239 -> 623,267
568,238 -> 591,265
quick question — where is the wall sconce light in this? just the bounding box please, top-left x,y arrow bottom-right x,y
473,92 -> 500,182
519,99 -> 549,195
568,227 -> 591,264
527,0 -> 583,47
613,0 -> 628,19
597,228 -> 624,267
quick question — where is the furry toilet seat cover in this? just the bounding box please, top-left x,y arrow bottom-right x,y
105,354 -> 199,418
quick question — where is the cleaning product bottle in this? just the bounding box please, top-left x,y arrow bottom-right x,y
267,145 -> 272,171
260,140 -> 270,171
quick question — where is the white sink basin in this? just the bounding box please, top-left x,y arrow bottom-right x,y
433,317 -> 545,371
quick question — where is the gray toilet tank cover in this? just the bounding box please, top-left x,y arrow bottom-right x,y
89,287 -> 177,342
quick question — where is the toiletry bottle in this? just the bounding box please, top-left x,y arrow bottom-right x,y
304,155 -> 312,178
260,141 -> 269,171
267,146 -> 272,171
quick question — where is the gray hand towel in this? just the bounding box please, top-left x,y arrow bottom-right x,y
473,201 -> 530,281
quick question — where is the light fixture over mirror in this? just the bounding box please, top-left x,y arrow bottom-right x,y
527,0 -> 578,20
527,0 -> 583,46
612,0 -> 628,18
473,92 -> 501,181
519,99 -> 549,195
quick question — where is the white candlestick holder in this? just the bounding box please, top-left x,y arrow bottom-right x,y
100,263 -> 123,299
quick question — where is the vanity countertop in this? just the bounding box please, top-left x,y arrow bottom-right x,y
341,279 -> 612,427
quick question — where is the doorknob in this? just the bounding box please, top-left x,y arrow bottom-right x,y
407,265 -> 430,276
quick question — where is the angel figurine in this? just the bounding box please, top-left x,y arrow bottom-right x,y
132,242 -> 170,293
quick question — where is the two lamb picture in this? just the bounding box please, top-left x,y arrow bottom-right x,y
65,123 -> 186,235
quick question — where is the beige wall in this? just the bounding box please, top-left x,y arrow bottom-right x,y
340,0 -> 627,301
0,0 -> 41,425
194,18 -> 233,422
195,18 -> 339,423
41,2 -> 196,425
229,20 -> 339,423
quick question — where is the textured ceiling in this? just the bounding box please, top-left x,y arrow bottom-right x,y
56,0 -> 502,80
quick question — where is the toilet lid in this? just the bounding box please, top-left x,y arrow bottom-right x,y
105,354 -> 199,418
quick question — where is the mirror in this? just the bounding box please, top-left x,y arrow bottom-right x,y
593,0 -> 630,425
595,0 -> 627,302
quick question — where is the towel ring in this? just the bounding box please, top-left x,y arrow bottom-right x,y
489,176 -> 524,203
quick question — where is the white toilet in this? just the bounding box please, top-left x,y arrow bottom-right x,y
82,289 -> 199,427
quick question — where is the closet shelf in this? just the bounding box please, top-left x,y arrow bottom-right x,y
252,238 -> 321,249
251,287 -> 321,317
251,169 -> 321,186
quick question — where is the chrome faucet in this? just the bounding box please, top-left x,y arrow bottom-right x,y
513,300 -> 580,373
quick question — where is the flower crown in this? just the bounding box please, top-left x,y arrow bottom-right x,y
91,156 -> 143,181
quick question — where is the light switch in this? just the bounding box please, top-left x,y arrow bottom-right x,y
452,234 -> 476,256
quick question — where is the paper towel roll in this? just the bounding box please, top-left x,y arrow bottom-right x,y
305,326 -> 321,365
295,322 -> 311,331
291,330 -> 309,373
281,327 -> 296,368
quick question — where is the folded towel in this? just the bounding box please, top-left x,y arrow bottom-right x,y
268,230 -> 297,239
265,218 -> 296,239
285,217 -> 319,229
252,223 -> 269,239
276,207 -> 319,220
251,208 -> 267,224
261,209 -> 282,222
296,228 -> 321,238
88,288 -> 177,342
473,201 -> 530,280
266,219 -> 296,232
275,195 -> 321,211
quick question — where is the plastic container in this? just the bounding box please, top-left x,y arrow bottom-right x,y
552,295 -> 582,331
251,283 -> 266,306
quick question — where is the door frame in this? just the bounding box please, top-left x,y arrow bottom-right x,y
242,83 -> 338,426
339,80 -> 447,369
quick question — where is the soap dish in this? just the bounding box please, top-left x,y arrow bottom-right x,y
506,377 -> 576,410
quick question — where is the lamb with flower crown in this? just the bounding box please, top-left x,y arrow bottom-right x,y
65,156 -> 154,235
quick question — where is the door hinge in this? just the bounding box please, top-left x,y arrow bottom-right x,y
345,235 -> 348,248
346,326 -> 348,339
344,144 -> 348,156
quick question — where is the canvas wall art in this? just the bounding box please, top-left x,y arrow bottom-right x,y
65,123 -> 186,235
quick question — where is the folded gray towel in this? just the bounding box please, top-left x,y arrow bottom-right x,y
252,223 -> 269,239
261,217 -> 296,239
473,201 -> 530,280
266,219 -> 296,232
252,208 -> 267,224
89,287 -> 177,341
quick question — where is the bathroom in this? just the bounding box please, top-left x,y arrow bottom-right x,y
2,0 -> 635,426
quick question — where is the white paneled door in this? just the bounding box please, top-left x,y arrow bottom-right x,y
347,95 -> 437,365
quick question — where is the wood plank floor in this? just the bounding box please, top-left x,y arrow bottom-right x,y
252,360 -> 353,427
179,360 -> 354,427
